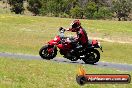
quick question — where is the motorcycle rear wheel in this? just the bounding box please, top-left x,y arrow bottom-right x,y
83,49 -> 100,64
39,45 -> 57,60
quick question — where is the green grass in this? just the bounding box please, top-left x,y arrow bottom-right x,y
0,14 -> 132,64
100,42 -> 132,64
0,57 -> 132,88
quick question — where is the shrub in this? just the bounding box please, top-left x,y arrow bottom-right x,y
27,0 -> 42,16
93,7 -> 112,19
84,2 -> 97,19
70,6 -> 83,19
8,0 -> 24,14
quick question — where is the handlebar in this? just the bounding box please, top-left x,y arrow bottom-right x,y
59,27 -> 77,43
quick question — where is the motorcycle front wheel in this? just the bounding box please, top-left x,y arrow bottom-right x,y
82,49 -> 100,64
39,45 -> 57,60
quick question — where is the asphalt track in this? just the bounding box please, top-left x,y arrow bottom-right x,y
0,52 -> 132,71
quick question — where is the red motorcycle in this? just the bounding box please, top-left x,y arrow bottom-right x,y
39,28 -> 103,64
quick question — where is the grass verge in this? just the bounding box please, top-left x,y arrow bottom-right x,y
0,57 -> 132,88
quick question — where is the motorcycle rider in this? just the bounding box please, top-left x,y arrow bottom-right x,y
65,20 -> 89,59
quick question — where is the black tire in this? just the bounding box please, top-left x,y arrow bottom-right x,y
39,45 -> 57,60
83,49 -> 100,64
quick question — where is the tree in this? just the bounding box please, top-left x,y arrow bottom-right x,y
46,0 -> 61,16
38,0 -> 69,16
7,0 -> 24,14
94,6 -> 112,19
27,0 -> 42,16
112,0 -> 132,21
70,6 -> 83,18
84,1 -> 97,19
